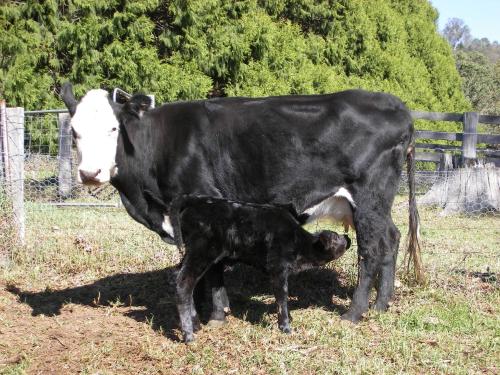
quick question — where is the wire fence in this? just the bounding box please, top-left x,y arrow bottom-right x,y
24,110 -> 121,206
1,108 -> 499,275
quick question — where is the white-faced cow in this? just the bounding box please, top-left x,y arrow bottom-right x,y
60,83 -> 419,323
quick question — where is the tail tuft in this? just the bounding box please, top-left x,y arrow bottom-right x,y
405,145 -> 426,284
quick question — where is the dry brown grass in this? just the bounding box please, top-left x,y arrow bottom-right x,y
0,198 -> 498,374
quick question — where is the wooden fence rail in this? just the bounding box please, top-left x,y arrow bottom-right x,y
411,111 -> 500,169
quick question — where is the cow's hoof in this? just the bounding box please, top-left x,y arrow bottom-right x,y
206,319 -> 226,328
341,311 -> 362,323
183,333 -> 195,343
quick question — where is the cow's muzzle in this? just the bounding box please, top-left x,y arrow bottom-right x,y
79,169 -> 101,184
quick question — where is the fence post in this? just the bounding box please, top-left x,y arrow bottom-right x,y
462,112 -> 478,166
0,100 -> 6,187
438,153 -> 453,171
58,113 -> 72,198
5,107 -> 25,244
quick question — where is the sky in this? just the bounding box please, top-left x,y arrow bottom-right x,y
430,0 -> 500,42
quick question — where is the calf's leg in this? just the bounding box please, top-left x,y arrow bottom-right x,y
192,278 -> 205,331
205,262 -> 229,326
176,268 -> 197,342
270,269 -> 291,334
176,252 -> 212,342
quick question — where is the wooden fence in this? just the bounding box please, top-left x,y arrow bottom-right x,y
1,107 -> 500,244
0,102 -> 25,243
411,111 -> 500,169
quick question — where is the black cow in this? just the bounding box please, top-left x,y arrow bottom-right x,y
60,84 -> 419,323
171,195 -> 350,342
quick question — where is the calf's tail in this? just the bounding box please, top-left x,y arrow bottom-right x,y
406,143 -> 426,284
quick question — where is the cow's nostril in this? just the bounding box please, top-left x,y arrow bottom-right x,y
79,169 -> 100,182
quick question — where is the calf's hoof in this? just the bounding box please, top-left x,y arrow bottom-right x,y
279,325 -> 292,334
192,317 -> 202,332
206,318 -> 226,328
373,300 -> 390,312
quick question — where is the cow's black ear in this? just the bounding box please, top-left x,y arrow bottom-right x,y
60,82 -> 77,117
119,94 -> 152,155
124,94 -> 152,118
100,84 -> 113,93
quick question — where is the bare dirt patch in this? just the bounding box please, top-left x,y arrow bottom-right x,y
1,281 -> 174,374
1,264 -> 354,374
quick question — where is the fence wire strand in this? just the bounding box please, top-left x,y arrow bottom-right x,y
1,110 -> 499,274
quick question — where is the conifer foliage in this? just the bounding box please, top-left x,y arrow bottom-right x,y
1,0 -> 468,113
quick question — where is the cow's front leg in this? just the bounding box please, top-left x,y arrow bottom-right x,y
270,269 -> 291,334
205,262 -> 229,327
374,220 -> 400,312
341,254 -> 380,322
341,207 -> 385,323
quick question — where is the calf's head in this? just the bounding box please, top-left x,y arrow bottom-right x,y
60,82 -> 122,185
313,230 -> 350,263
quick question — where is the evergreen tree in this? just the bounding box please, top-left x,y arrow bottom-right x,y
441,18 -> 499,114
1,0 -> 468,124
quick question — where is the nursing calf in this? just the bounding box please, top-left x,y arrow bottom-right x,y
172,196 -> 350,342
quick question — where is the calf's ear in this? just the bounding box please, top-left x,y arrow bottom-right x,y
60,82 -> 77,117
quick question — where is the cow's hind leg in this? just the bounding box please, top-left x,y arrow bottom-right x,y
374,220 -> 400,312
341,203 -> 390,323
205,262 -> 229,327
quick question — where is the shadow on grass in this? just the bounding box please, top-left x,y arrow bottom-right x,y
7,264 -> 353,341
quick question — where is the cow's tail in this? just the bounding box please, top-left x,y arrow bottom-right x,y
405,143 -> 426,284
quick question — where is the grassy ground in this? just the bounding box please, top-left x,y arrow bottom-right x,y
0,197 -> 498,374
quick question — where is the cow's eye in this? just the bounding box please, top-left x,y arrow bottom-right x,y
111,127 -> 117,132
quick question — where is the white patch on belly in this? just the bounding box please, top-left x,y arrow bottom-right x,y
303,187 -> 355,232
162,215 -> 174,237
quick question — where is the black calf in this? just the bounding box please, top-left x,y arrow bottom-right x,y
172,196 -> 350,343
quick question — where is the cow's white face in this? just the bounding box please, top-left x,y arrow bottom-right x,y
70,89 -> 120,185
